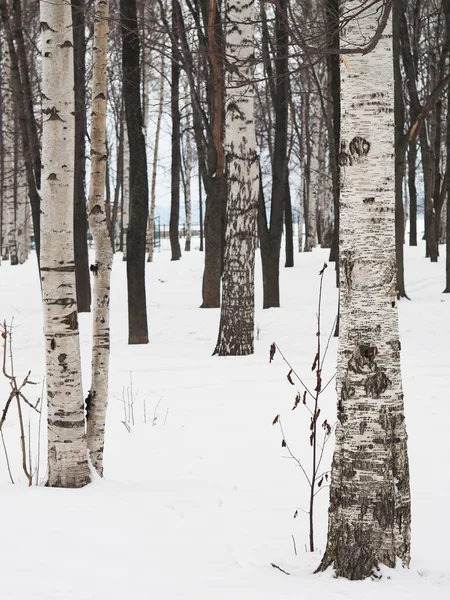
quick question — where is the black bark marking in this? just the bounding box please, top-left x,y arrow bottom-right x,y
90,204 -> 103,215
373,490 -> 395,529
349,136 -> 370,160
50,338 -> 56,350
49,419 -> 86,429
61,311 -> 78,331
364,370 -> 391,398
363,197 -> 375,204
58,353 -> 68,372
43,106 -> 64,121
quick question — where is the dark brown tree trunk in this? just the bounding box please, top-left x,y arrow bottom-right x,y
432,99 -> 443,244
260,0 -> 289,308
408,143 -> 417,245
170,0 -> 181,261
400,1 -> 438,261
200,0 -> 225,308
201,174 -> 225,307
394,1 -> 408,298
326,0 -> 340,269
258,166 -> 280,309
199,168 -> 204,252
72,0 -> 91,312
121,0 -> 149,344
284,173 -> 294,267
113,114 -> 124,251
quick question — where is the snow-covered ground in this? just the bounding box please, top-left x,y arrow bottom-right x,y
0,235 -> 449,599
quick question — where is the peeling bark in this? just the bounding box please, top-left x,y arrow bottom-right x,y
317,2 -> 411,579
214,0 -> 259,356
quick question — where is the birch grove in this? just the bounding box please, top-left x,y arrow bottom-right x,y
87,0 -> 112,476
317,1 -> 411,578
214,0 -> 259,356
40,0 -> 89,487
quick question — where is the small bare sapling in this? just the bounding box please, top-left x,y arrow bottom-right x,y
270,263 -> 337,552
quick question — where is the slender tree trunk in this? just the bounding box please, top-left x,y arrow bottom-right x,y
2,33 -> 15,264
200,0 -> 225,308
444,0 -> 450,291
319,125 -> 333,248
147,33 -> 166,263
184,115 -> 193,252
199,166 -> 204,251
317,2 -> 411,578
394,2 -> 408,298
260,0 -> 289,308
72,0 -> 91,312
2,0 -> 42,260
297,190 -> 303,252
86,0 -> 112,476
214,0 -> 259,356
284,173 -> 294,267
170,0 -> 182,261
305,96 -> 318,252
121,122 -> 129,259
40,0 -> 90,488
408,143 -> 417,245
327,0 -> 340,266
110,117 -> 123,251
121,0 -> 149,344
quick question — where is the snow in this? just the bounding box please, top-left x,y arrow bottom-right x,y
0,233 -> 449,599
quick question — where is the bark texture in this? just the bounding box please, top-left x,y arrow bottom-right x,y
40,0 -> 90,488
317,2 -> 411,579
121,0 -> 149,344
86,0 -> 112,476
72,0 -> 91,313
214,0 -> 259,356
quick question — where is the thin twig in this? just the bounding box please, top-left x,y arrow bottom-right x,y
274,344 -> 315,400
270,563 -> 291,575
279,419 -> 311,486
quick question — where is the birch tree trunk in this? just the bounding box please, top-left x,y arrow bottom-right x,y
86,0 -> 112,476
317,1 -> 411,578
2,33 -> 17,264
213,0 -> 259,356
147,32 -> 166,263
40,0 -> 90,488
297,189 -> 303,252
304,95 -> 318,252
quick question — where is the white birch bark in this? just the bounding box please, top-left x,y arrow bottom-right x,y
318,2 -> 411,578
2,37 -> 17,264
16,156 -> 28,264
40,0 -> 90,487
318,118 -> 333,248
87,0 -> 112,476
214,0 -> 259,356
297,189 -> 303,252
122,121 -> 129,259
147,36 -> 166,263
304,96 -> 319,252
